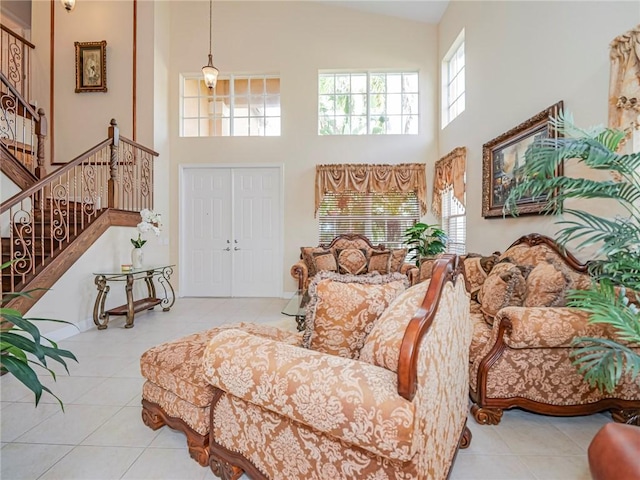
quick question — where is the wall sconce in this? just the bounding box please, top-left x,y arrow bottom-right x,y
61,0 -> 76,12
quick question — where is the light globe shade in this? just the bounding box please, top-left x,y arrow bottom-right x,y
202,60 -> 219,90
61,0 -> 76,12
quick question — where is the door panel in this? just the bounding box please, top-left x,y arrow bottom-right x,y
182,168 -> 232,296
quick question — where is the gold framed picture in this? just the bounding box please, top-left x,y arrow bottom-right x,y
481,101 -> 564,218
75,41 -> 107,93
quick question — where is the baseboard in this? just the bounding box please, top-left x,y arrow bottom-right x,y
45,317 -> 95,342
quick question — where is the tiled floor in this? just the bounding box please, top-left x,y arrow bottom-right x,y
1,297 -> 609,480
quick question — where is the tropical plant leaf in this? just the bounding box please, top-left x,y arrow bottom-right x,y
0,355 -> 44,405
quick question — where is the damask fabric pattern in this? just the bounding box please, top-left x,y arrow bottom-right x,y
303,271 -> 409,358
336,248 -> 369,274
203,329 -> 416,461
477,262 -> 527,322
469,311 -> 640,404
140,323 -> 303,408
359,281 -> 431,372
524,263 -> 568,307
208,278 -> 472,480
143,380 -> 210,435
461,254 -> 499,301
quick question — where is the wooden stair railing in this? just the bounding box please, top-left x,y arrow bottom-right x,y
0,70 -> 47,180
1,24 -> 34,103
1,119 -> 158,311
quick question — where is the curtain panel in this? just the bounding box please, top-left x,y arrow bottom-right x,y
609,25 -> 640,141
315,163 -> 427,217
432,147 -> 466,217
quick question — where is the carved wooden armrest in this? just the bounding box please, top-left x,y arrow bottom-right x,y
290,261 -> 308,292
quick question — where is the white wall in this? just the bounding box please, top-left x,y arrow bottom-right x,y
167,1 -> 439,293
438,1 -> 640,259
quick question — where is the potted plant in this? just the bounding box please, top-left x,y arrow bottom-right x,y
1,261 -> 78,408
505,113 -> 640,393
402,222 -> 448,267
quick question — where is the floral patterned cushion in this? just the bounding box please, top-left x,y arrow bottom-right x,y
389,248 -> 408,273
336,248 -> 368,275
368,250 -> 392,274
203,329 -> 417,461
462,254 -> 500,301
301,247 -> 332,277
312,250 -> 338,273
359,281 -> 431,372
478,262 -> 527,323
524,262 -> 568,307
303,271 -> 408,358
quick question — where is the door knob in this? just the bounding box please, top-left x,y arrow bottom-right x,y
234,247 -> 241,251
223,247 -> 231,251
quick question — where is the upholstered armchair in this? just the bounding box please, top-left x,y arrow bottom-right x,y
467,234 -> 640,425
202,256 -> 473,479
291,233 -> 417,292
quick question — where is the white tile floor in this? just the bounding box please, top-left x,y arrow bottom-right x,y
1,297 -> 609,480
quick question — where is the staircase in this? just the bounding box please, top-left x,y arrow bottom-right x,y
1,23 -> 158,313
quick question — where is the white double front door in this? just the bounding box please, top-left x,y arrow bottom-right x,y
180,166 -> 282,297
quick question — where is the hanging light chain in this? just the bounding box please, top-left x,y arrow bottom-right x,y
209,0 -> 213,56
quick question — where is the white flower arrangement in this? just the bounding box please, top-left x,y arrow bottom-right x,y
131,209 -> 162,248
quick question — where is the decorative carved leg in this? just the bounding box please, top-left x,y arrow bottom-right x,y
158,266 -> 176,311
459,425 -> 472,449
471,404 -> 503,425
125,274 -> 135,328
141,403 -> 165,430
93,275 -> 110,329
209,456 -> 244,480
187,437 -> 210,467
611,408 -> 640,425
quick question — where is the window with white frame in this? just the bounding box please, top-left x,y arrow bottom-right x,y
441,30 -> 465,128
318,72 -> 419,135
181,74 -> 280,137
441,188 -> 466,255
318,192 -> 420,249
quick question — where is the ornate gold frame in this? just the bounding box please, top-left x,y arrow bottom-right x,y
482,101 -> 563,218
74,40 -> 107,93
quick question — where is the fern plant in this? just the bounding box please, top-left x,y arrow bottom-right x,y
1,262 -> 78,408
505,113 -> 640,393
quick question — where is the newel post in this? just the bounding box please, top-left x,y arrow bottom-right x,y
108,118 -> 119,209
35,108 -> 47,179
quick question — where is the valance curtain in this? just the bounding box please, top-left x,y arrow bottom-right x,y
315,163 -> 427,217
609,25 -> 640,140
432,147 -> 466,217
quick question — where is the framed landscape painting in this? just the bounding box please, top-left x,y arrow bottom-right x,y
481,101 -> 564,218
75,41 -> 107,93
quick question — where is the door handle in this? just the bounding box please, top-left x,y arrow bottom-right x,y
223,247 -> 231,251
234,247 -> 241,251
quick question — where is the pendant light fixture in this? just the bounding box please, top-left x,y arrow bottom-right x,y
61,0 -> 76,12
202,0 -> 219,90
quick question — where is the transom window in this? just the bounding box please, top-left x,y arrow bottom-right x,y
181,74 -> 281,137
318,72 -> 419,135
441,188 -> 466,255
441,30 -> 465,128
318,192 -> 420,249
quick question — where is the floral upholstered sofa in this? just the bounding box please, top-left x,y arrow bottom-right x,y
141,256 -> 473,479
462,234 -> 640,425
291,233 -> 417,292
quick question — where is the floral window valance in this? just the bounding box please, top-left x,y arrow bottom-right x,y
432,147 -> 466,217
315,163 -> 427,217
609,25 -> 640,142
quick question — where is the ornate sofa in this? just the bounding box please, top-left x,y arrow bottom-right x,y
141,256 -> 473,479
464,234 -> 640,425
290,233 -> 417,292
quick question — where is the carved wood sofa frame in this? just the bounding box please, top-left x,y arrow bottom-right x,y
470,234 -> 640,426
207,255 -> 471,479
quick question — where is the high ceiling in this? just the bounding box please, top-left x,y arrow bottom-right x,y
319,1 -> 450,24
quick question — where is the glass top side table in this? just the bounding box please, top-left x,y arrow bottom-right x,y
281,291 -> 309,332
92,265 -> 175,330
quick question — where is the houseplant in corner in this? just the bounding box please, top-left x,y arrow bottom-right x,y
505,112 -> 640,393
402,222 -> 448,267
1,262 -> 78,409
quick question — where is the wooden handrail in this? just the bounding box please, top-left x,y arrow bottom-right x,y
0,138 -> 111,212
397,254 -> 458,401
0,24 -> 35,49
120,135 -> 159,157
0,71 -> 39,120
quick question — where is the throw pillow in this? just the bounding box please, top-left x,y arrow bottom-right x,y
478,262 -> 526,323
462,253 -> 500,302
359,281 -> 430,372
336,248 -> 369,275
524,262 -> 568,307
389,248 -> 408,273
312,250 -> 338,273
303,271 -> 408,359
368,250 -> 391,274
301,247 -> 332,277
